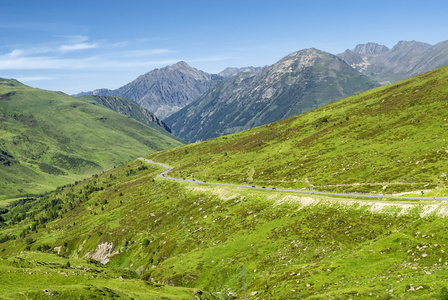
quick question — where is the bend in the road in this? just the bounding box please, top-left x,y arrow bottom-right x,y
138,157 -> 448,201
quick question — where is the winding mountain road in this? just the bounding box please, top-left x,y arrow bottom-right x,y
138,157 -> 448,201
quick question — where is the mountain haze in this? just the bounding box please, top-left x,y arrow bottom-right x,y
165,48 -> 378,142
338,40 -> 448,83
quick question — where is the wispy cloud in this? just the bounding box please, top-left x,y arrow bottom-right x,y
0,52 -> 180,71
16,76 -> 57,82
6,49 -> 25,57
59,43 -> 98,52
57,35 -> 98,52
0,34 -> 181,71
0,55 -> 94,70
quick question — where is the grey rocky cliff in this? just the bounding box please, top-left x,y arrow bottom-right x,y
75,61 -> 224,119
338,40 -> 448,84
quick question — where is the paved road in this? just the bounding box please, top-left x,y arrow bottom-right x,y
138,157 -> 448,201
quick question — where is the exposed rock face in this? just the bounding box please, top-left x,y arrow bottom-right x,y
84,242 -> 115,264
75,62 -> 224,119
165,48 -> 378,142
353,43 -> 390,56
218,66 -> 265,78
118,62 -> 224,119
338,40 -> 448,84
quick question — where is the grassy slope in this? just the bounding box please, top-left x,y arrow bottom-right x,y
0,79 -> 183,201
1,160 -> 448,299
0,252 -> 207,300
2,67 -> 448,299
151,65 -> 448,195
78,95 -> 179,138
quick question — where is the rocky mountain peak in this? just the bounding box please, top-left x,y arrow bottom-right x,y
167,61 -> 192,71
274,48 -> 336,73
218,66 -> 265,78
353,43 -> 389,56
390,40 -> 431,53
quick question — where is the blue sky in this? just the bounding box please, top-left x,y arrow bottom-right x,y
0,0 -> 447,94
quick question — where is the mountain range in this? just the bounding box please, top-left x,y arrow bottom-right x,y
75,62 -> 223,119
338,40 -> 448,83
77,40 -> 448,143
164,48 -> 379,142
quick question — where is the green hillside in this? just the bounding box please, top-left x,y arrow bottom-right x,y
1,159 -> 448,299
0,78 -> 183,201
78,95 -> 176,135
2,66 -> 448,299
152,65 -> 448,195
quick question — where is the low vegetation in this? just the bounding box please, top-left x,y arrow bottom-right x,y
152,65 -> 448,195
1,159 -> 448,298
0,78 -> 183,201
2,66 -> 448,299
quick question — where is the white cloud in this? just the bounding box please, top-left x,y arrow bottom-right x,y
6,49 -> 25,57
59,42 -> 98,52
0,55 -> 94,70
0,52 -> 180,71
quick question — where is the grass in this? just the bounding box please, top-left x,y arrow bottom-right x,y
0,78 -> 183,201
150,65 -> 448,195
78,95 -> 179,138
0,251 -> 208,299
2,159 -> 448,299
2,66 -> 448,299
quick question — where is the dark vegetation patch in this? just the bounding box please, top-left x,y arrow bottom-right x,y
10,113 -> 36,127
38,162 -> 67,175
0,149 -> 16,166
52,154 -> 101,173
0,91 -> 16,101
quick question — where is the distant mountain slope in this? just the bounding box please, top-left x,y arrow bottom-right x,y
79,95 -> 173,134
218,66 -> 265,78
75,62 -> 223,119
165,48 -> 378,142
338,40 -> 448,83
152,65 -> 448,194
0,78 -> 183,200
